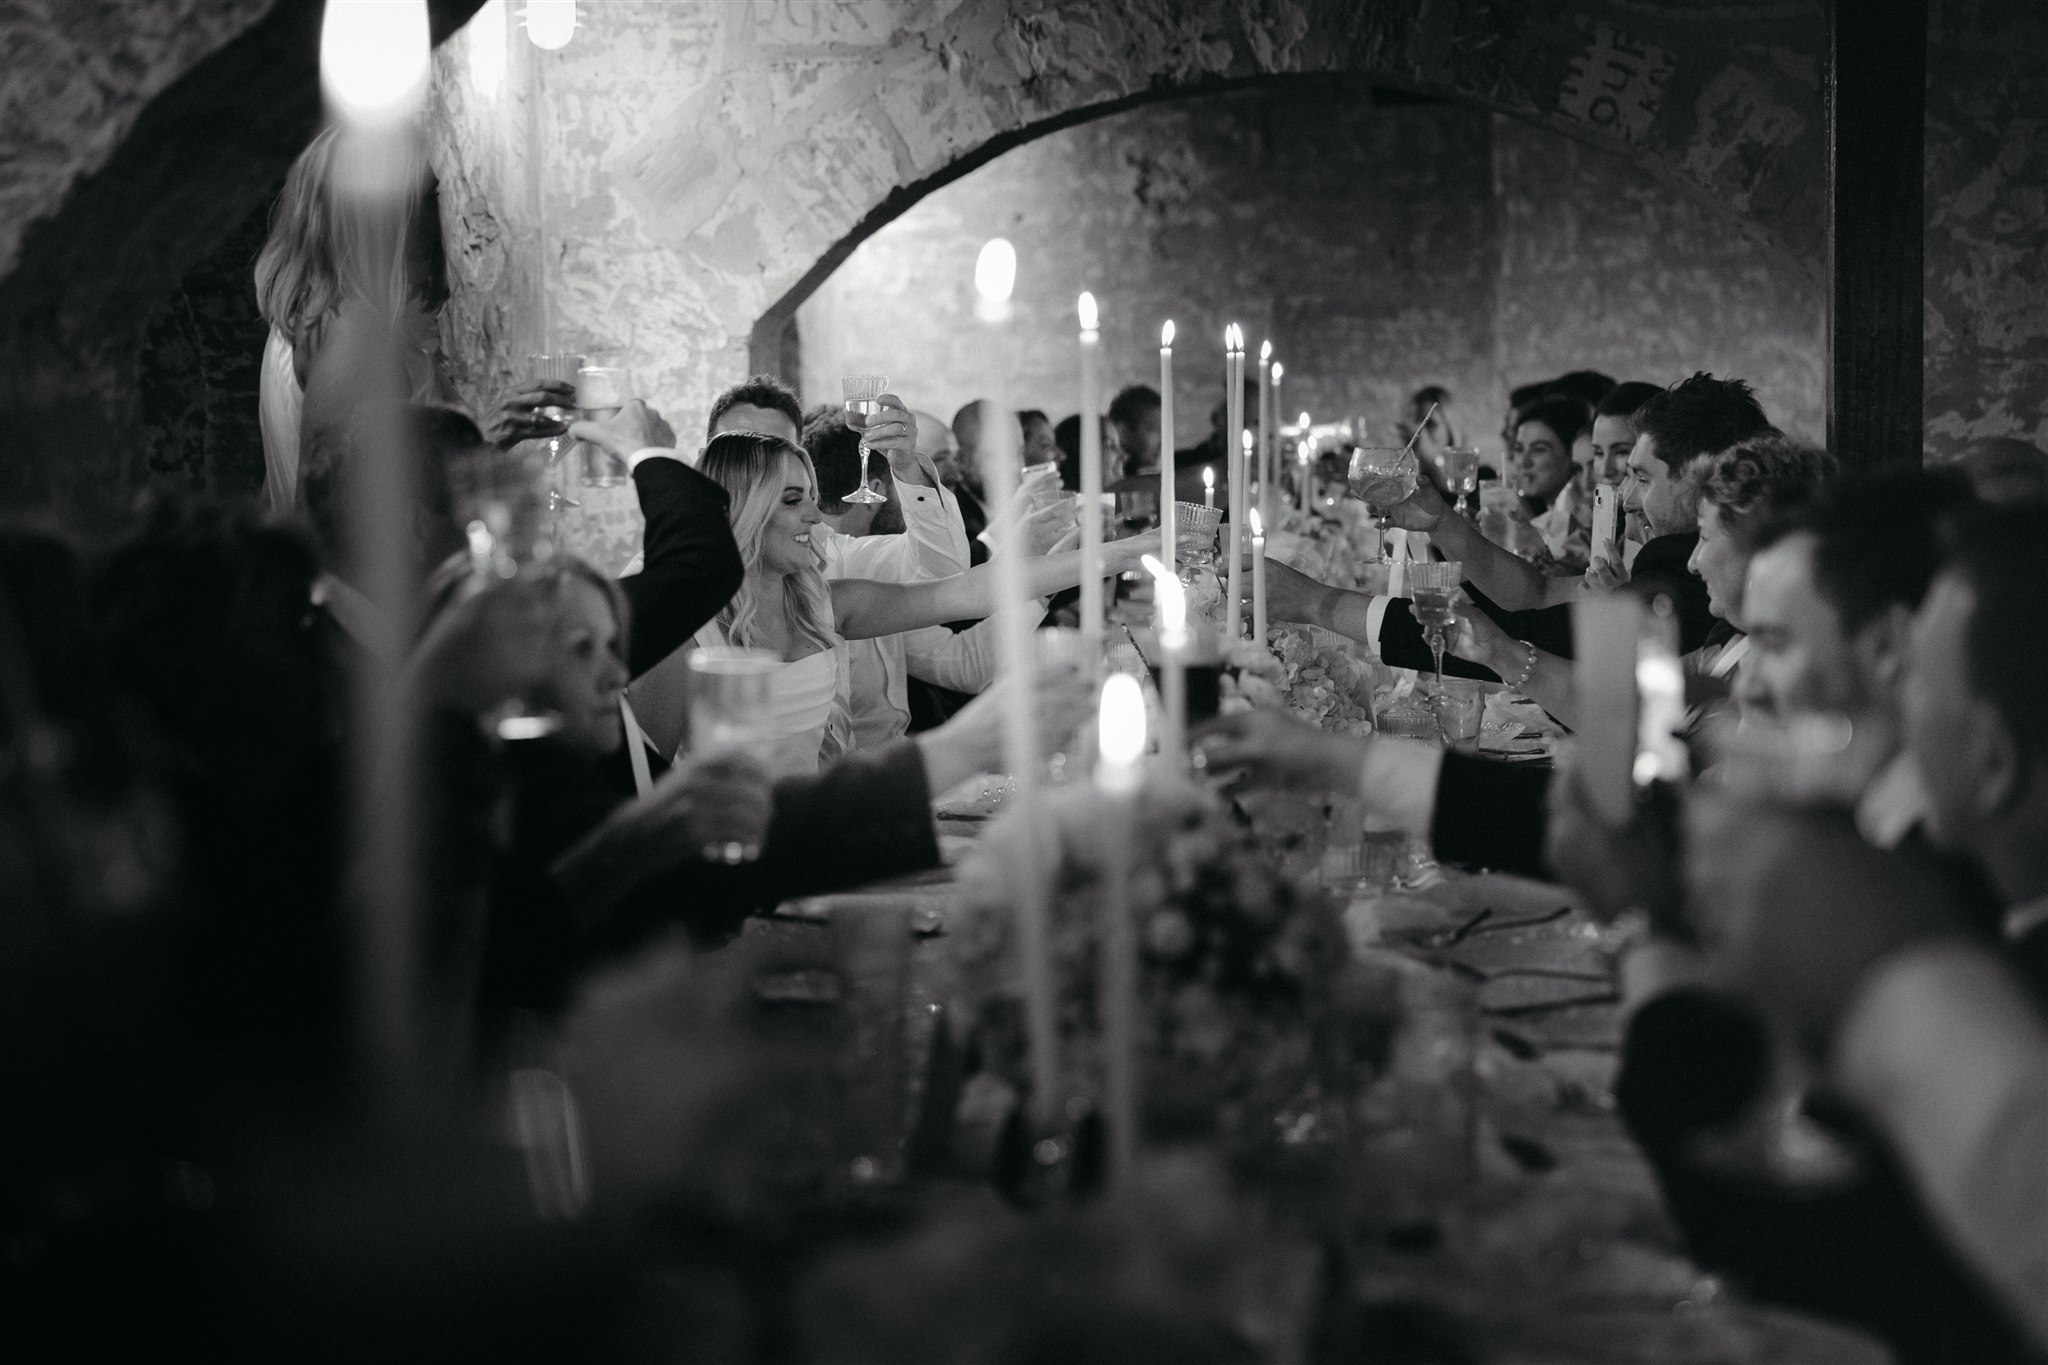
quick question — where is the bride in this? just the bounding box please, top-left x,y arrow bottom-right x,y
632,429 -> 1153,776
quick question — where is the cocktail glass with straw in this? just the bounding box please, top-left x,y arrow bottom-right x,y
1346,400 -> 1438,560
839,375 -> 890,504
1406,560 -> 1464,741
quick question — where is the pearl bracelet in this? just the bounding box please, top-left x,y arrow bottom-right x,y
1504,639 -> 1538,693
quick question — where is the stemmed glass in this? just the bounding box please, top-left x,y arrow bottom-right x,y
1406,561 -> 1464,743
528,352 -> 583,513
839,374 -> 890,505
1347,445 -> 1418,562
1438,446 -> 1481,515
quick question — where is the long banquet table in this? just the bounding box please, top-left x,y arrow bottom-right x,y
708,804 -> 1890,1365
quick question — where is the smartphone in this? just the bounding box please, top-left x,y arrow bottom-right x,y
1573,592 -> 1687,824
1590,483 -> 1623,566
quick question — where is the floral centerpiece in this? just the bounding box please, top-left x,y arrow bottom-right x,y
948,778 -> 1399,1165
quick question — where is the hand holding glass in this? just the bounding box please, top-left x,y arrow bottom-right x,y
575,366 -> 633,489
839,374 -> 890,505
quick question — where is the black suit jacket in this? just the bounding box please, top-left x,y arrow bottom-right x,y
619,457 -> 744,679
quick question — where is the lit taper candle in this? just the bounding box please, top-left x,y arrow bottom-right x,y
1158,321 -> 1176,566
1142,553 -> 1188,768
1077,292 -> 1104,652
1249,506 -> 1268,649
976,237 -> 1059,1124
1095,671 -> 1147,1182
1257,340 -> 1273,532
1224,325 -> 1246,640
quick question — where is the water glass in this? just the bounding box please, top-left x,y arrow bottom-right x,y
1435,677 -> 1486,750
685,647 -> 778,760
527,352 -> 585,511
1438,446 -> 1481,511
575,365 -> 633,488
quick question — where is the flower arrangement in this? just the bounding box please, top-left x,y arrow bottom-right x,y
949,779 -> 1397,1152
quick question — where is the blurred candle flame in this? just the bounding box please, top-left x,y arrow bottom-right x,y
1077,291 -> 1099,333
1160,319 -> 1175,348
1141,554 -> 1186,636
468,0 -> 508,96
321,0 -> 430,124
522,0 -> 578,50
1097,673 -> 1148,783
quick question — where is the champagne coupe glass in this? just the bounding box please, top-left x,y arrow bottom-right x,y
575,365 -> 632,489
528,352 -> 584,513
1440,446 -> 1481,515
1347,445 -> 1418,563
1406,561 -> 1464,742
839,374 -> 890,505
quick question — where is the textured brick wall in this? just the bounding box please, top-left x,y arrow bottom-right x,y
797,89 -> 1824,469
799,86 -> 1504,457
1923,0 -> 2048,455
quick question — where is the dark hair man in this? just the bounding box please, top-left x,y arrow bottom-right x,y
1107,385 -> 1162,476
707,374 -> 804,444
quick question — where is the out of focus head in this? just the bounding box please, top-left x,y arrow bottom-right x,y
299,401 -> 485,579
1902,503 -> 2048,876
1108,385 -> 1161,469
1020,410 -> 1058,470
707,374 -> 803,445
254,123 -> 447,344
1952,434 -> 2048,505
1737,469 -> 1975,722
93,497 -> 333,793
951,400 -> 989,493
1627,374 -> 1774,538
1686,434 -> 1835,629
912,407 -> 958,475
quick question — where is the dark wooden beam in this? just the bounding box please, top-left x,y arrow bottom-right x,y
1826,0 -> 1927,470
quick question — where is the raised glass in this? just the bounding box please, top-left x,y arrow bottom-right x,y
574,365 -> 633,489
839,374 -> 890,505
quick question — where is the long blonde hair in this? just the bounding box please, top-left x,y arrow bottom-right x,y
697,432 -> 841,655
254,123 -> 447,356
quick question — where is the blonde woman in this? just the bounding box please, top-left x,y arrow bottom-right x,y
630,430 -> 1155,776
254,125 -> 564,517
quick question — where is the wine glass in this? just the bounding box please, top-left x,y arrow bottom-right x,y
1406,561 -> 1463,741
839,374 -> 890,505
1346,446 -> 1417,563
528,352 -> 583,513
1439,446 -> 1481,514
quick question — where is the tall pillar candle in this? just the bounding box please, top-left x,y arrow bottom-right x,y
1095,673 -> 1147,1183
1224,325 -> 1246,640
1158,322 -> 1176,566
975,238 -> 1059,1124
1077,292 -> 1104,652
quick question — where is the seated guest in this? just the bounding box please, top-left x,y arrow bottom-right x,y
1585,380 -> 1664,491
641,430 -> 1152,775
1019,408 -> 1059,471
805,409 -> 1007,750
1376,373 -> 1776,667
408,559 -> 1090,1056
1505,393 -> 1594,570
1108,384 -> 1162,482
949,399 -> 995,541
1052,412 -> 1124,495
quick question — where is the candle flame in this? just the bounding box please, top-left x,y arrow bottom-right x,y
1141,555 -> 1186,634
974,239 -> 1017,304
469,0 -> 508,95
1271,361 -> 1283,383
1249,508 -> 1264,539
1161,319 -> 1175,347
522,0 -> 578,49
1202,465 -> 1215,490
1077,291 -> 1098,332
1241,429 -> 1254,452
322,0 -> 430,122
1259,339 -> 1272,362
1299,411 -> 1311,428
1224,323 -> 1243,354
1098,673 -> 1148,772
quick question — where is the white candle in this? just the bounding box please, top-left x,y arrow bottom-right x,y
1257,341 -> 1273,532
1201,465 -> 1215,510
976,238 -> 1059,1124
1159,322 -> 1176,566
1095,672 -> 1147,1182
1077,292 -> 1104,654
1266,360 -> 1283,529
1297,410 -> 1313,513
1224,325 -> 1246,641
1249,507 -> 1268,650
1142,554 -> 1188,768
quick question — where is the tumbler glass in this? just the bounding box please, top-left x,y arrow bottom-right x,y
575,365 -> 633,488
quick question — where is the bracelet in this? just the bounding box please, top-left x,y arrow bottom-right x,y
1504,639 -> 1538,693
